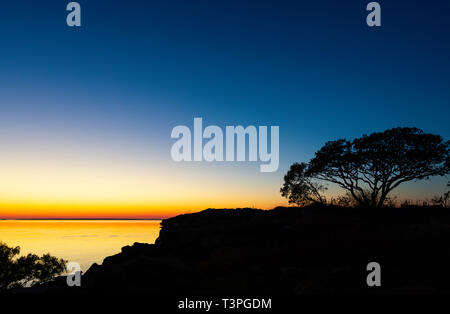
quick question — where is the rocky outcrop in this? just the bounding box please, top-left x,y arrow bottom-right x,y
15,205 -> 450,294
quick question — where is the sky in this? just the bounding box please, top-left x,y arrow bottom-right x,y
0,0 -> 449,218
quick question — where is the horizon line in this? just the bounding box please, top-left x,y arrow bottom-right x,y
0,218 -> 165,221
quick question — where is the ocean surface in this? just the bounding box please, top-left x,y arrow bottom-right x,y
0,220 -> 161,272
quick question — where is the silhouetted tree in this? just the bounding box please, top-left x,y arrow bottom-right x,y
284,127 -> 449,208
280,162 -> 327,206
0,242 -> 67,291
432,181 -> 450,208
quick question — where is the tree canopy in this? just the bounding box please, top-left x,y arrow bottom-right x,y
0,242 -> 67,291
282,127 -> 450,208
280,162 -> 327,206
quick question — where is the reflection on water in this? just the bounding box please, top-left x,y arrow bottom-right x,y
0,220 -> 161,271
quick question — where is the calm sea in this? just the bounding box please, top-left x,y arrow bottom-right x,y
0,220 -> 161,272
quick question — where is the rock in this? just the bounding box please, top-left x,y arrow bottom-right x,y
13,205 -> 450,295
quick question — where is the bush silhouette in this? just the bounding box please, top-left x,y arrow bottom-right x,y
0,242 -> 67,291
282,127 -> 450,208
432,181 -> 450,208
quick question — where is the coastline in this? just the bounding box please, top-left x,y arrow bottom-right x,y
11,204 -> 450,295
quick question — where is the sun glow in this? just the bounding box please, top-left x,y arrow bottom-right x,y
0,151 -> 285,218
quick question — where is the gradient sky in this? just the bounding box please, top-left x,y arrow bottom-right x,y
0,0 -> 449,218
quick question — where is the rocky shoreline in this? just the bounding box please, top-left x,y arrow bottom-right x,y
13,205 -> 450,294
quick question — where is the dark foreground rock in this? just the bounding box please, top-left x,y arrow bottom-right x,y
12,205 -> 450,294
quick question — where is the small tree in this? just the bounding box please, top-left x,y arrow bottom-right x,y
431,181 -> 450,208
281,162 -> 327,206
0,242 -> 67,291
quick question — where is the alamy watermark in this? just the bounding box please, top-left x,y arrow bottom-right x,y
171,118 -> 279,172
66,262 -> 81,287
366,262 -> 381,287
65,2 -> 380,28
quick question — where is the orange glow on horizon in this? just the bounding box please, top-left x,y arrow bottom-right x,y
0,199 -> 287,219
0,149 -> 288,219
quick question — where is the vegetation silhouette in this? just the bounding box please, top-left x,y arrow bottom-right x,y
282,127 -> 450,208
280,162 -> 327,206
0,242 -> 67,291
431,181 -> 450,208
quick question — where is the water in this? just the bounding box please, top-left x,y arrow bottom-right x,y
0,220 -> 161,272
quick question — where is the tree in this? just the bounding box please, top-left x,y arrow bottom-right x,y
431,181 -> 450,208
0,242 -> 67,291
280,162 -> 327,206
285,127 -> 449,208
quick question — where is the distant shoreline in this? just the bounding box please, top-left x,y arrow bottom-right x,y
0,218 -> 164,221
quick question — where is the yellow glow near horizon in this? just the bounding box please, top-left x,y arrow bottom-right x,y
0,151 -> 286,218
0,220 -> 162,271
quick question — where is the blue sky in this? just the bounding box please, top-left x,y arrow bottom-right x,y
0,0 -> 449,216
